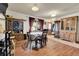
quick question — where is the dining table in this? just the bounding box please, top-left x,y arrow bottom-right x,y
30,31 -> 43,40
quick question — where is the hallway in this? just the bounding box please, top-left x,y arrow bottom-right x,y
15,35 -> 79,56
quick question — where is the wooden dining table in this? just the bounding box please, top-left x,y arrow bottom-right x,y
30,31 -> 43,40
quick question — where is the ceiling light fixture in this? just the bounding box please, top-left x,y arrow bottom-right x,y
51,14 -> 56,17
32,4 -> 39,12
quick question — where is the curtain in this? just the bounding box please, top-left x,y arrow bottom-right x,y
29,17 -> 44,32
39,19 -> 44,30
29,17 -> 35,32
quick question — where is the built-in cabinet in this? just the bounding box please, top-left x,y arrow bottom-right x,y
60,16 -> 78,42
76,16 -> 79,43
6,16 -> 24,41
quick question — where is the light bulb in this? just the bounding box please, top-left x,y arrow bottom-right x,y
32,6 -> 39,11
51,14 -> 56,17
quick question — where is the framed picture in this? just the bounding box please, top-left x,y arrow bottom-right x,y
13,19 -> 23,33
13,20 -> 19,33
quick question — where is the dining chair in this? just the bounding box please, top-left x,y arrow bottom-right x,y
27,32 -> 38,50
42,31 -> 48,47
26,32 -> 31,48
35,35 -> 43,48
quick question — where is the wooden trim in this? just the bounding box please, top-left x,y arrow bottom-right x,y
75,16 -> 79,43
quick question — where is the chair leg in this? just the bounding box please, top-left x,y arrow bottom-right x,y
40,40 -> 43,48
43,39 -> 47,46
26,40 -> 29,48
28,41 -> 32,51
35,40 -> 38,48
45,40 -> 46,46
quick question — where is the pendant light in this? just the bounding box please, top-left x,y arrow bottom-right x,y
32,4 -> 39,12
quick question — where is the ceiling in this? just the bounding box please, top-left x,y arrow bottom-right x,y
7,3 -> 79,19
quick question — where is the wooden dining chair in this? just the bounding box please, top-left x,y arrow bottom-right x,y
35,35 -> 43,48
35,31 -> 48,48
27,32 -> 38,50
26,32 -> 30,47
42,31 -> 48,47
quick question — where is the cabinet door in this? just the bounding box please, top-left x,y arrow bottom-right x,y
69,32 -> 76,42
77,34 -> 79,42
76,17 -> 79,42
60,31 -> 65,39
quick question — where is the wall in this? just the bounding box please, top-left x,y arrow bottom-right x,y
6,10 -> 30,34
0,13 -> 5,33
0,13 -> 5,19
23,16 -> 29,34
6,10 -> 45,34
57,12 -> 79,19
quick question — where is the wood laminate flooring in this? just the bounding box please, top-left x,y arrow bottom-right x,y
15,35 -> 79,56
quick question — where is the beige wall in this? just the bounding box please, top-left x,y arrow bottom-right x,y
6,10 -> 30,34
0,13 -> 5,33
